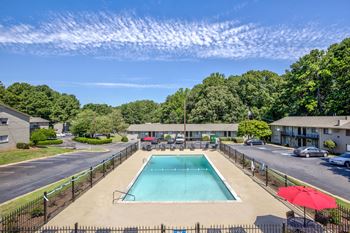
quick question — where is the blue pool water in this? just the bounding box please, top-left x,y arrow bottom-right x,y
123,155 -> 236,201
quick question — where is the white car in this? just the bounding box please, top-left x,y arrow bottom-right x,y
175,134 -> 185,144
329,153 -> 350,168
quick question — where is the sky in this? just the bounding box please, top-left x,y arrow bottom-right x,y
0,0 -> 350,106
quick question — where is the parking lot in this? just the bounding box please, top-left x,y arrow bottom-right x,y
228,144 -> 350,201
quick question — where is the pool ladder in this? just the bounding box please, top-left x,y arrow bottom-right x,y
113,190 -> 136,203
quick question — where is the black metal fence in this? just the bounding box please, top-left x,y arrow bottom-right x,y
141,141 -> 218,151
2,222 -> 350,233
0,143 -> 139,232
219,143 -> 350,228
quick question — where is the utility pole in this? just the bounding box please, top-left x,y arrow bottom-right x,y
183,97 -> 187,147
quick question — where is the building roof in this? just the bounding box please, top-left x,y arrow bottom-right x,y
30,117 -> 50,123
270,116 -> 350,129
0,103 -> 31,118
127,123 -> 238,132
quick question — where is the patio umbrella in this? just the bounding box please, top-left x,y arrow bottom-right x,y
277,186 -> 337,226
143,137 -> 154,141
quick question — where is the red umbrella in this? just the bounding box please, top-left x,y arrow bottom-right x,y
278,186 -> 337,226
143,137 -> 155,141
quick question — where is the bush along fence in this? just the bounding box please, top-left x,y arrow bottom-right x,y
1,222 -> 350,233
219,143 -> 350,229
0,142 -> 138,232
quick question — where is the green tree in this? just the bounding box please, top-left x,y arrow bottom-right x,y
82,103 -> 113,115
50,94 -> 80,122
187,73 -> 246,123
159,88 -> 189,123
238,120 -> 272,139
108,109 -> 128,133
119,100 -> 160,124
70,109 -> 96,137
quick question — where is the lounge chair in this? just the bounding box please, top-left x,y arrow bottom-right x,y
123,227 -> 138,233
190,144 -> 195,151
207,228 -> 221,233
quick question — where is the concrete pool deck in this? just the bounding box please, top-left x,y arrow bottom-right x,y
46,149 -> 290,227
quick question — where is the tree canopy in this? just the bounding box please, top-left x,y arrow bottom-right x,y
238,120 -> 272,139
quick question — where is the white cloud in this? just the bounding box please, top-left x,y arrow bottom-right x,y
82,82 -> 178,89
0,13 -> 349,60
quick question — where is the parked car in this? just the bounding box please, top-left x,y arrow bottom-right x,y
167,138 -> 175,144
245,139 -> 265,146
151,138 -> 160,144
293,146 -> 328,158
329,153 -> 350,168
175,136 -> 185,144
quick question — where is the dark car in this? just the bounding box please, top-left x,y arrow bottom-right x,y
245,139 -> 265,146
167,138 -> 175,144
151,138 -> 160,144
293,146 -> 328,158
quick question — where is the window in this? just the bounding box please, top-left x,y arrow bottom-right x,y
0,118 -> 8,125
323,128 -> 332,135
0,135 -> 9,143
346,130 -> 350,136
311,128 -> 317,133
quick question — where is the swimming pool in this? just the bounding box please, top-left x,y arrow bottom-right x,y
123,155 -> 238,202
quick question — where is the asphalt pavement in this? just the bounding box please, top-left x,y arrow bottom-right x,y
0,142 -> 135,204
228,144 -> 350,201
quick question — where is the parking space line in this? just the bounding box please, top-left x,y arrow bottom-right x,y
0,171 -> 15,174
28,161 -> 54,164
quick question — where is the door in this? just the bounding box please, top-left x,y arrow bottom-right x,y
303,128 -> 306,135
302,138 -> 306,147
298,138 -> 302,147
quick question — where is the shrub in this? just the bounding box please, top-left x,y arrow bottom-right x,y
121,136 -> 129,142
202,135 -> 210,141
324,139 -> 336,151
30,131 -> 47,144
16,142 -> 30,149
36,139 -> 63,145
233,137 -> 244,143
73,137 -> 112,145
164,134 -> 172,140
219,137 -> 233,141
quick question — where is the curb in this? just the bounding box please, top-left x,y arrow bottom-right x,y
0,149 -> 110,168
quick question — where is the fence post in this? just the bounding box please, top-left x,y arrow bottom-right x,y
112,156 -> 115,170
234,150 -> 237,163
103,160 -> 106,177
43,191 -> 48,223
90,167 -> 93,187
282,223 -> 286,233
72,176 -> 75,201
74,222 -> 78,233
252,159 -> 255,176
265,166 -> 269,186
119,152 -> 122,164
195,222 -> 200,233
161,224 -> 165,233
284,174 -> 288,187
242,154 -> 245,169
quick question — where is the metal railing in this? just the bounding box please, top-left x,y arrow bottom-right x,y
219,143 -> 350,229
1,222 -> 350,233
113,190 -> 136,203
0,143 -> 139,232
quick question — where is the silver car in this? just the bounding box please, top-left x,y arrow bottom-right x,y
293,146 -> 328,158
329,153 -> 350,168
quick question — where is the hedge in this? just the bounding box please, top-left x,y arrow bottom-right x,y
16,142 -> 30,149
121,136 -> 129,142
219,137 -> 233,141
36,139 -> 63,145
233,137 -> 244,143
73,137 -> 112,145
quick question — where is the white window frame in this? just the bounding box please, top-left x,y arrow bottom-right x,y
0,135 -> 9,143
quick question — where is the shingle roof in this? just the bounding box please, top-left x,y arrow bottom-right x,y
30,117 -> 50,123
0,103 -> 31,117
270,116 -> 350,129
127,123 -> 238,132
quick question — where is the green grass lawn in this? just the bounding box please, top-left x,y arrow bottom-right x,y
0,147 -> 74,165
110,134 -> 122,142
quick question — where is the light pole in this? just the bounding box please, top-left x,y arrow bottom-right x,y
183,97 -> 187,147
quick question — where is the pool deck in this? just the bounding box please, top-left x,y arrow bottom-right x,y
46,149 -> 290,227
